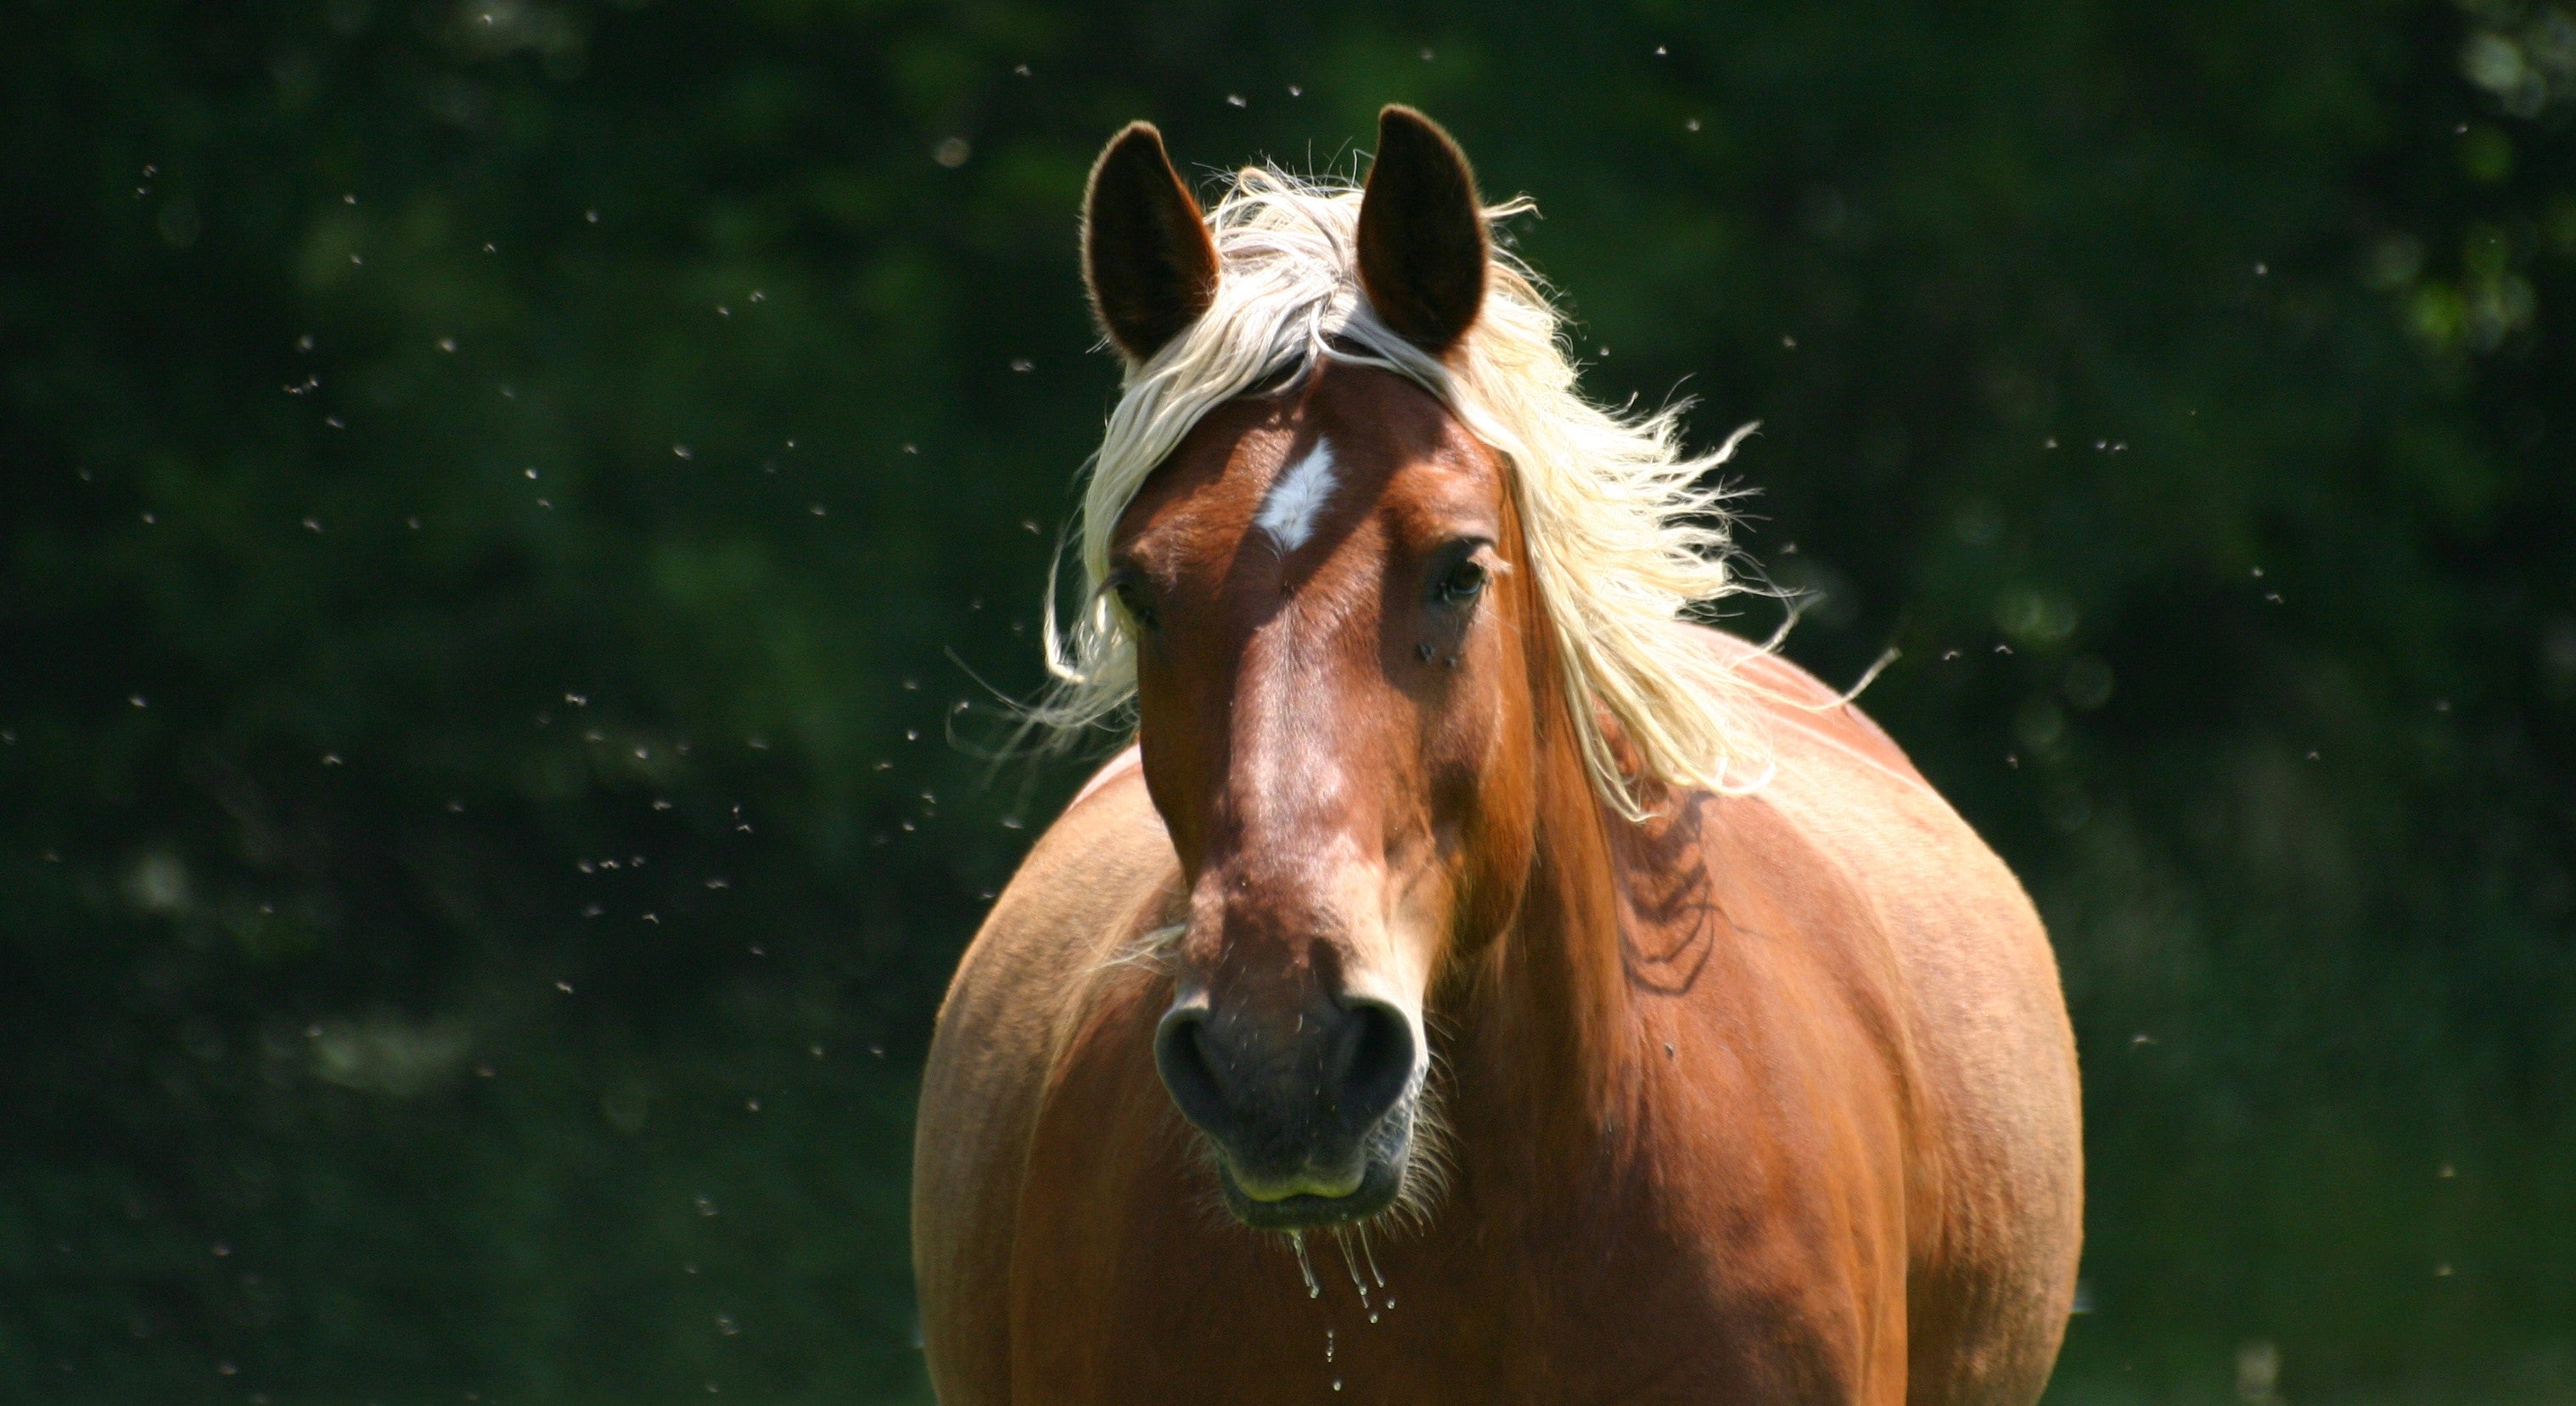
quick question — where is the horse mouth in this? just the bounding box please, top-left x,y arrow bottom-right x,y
1216,1153 -> 1406,1229
1208,1102 -> 1417,1229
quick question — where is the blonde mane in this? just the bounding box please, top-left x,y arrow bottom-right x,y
1040,166 -> 1766,818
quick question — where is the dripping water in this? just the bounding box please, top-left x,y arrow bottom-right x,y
1289,1231 -> 1322,1299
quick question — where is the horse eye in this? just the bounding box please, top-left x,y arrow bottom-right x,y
1111,574 -> 1160,632
1434,557 -> 1488,605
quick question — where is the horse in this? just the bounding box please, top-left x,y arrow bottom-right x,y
912,107 -> 2082,1405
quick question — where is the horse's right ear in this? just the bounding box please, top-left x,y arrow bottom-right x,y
1083,123 -> 1220,367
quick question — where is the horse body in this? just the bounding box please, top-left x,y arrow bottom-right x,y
918,629 -> 2076,1404
912,108 -> 2078,1404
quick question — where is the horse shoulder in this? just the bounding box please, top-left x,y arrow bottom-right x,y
912,747 -> 1177,1406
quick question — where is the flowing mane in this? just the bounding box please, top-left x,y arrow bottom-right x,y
1040,165 -> 1765,817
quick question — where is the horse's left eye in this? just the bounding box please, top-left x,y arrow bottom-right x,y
1434,557 -> 1488,605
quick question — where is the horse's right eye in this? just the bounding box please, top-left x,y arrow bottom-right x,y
1111,572 -> 1160,632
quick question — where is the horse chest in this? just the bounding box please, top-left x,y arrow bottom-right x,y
1005,1038 -> 1901,1406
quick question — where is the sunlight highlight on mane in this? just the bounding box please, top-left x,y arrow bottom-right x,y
1038,166 -> 1766,818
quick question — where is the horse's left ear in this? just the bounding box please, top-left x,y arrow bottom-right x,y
1357,106 -> 1489,357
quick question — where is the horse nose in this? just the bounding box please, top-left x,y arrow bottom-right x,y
1153,995 -> 1417,1161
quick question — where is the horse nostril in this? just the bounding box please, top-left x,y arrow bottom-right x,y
1329,999 -> 1417,1133
1155,996 -> 1417,1156
1153,1005 -> 1232,1134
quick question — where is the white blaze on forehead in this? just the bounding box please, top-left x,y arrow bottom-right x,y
1251,438 -> 1339,551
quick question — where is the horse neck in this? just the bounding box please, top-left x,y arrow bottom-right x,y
1447,635 -> 1640,1155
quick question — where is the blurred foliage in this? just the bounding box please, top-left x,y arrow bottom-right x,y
2,0 -> 2572,1402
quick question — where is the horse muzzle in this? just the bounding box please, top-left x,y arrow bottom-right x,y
1153,993 -> 1421,1229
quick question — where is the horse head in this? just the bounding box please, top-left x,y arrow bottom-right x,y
1080,110 -> 1545,1229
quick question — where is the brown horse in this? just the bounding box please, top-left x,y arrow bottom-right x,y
913,108 -> 2081,1405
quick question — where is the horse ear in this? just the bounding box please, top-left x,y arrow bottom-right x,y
1356,106 -> 1489,357
1083,122 -> 1221,366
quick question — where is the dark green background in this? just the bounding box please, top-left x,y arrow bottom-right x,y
5,0 -> 2573,1401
